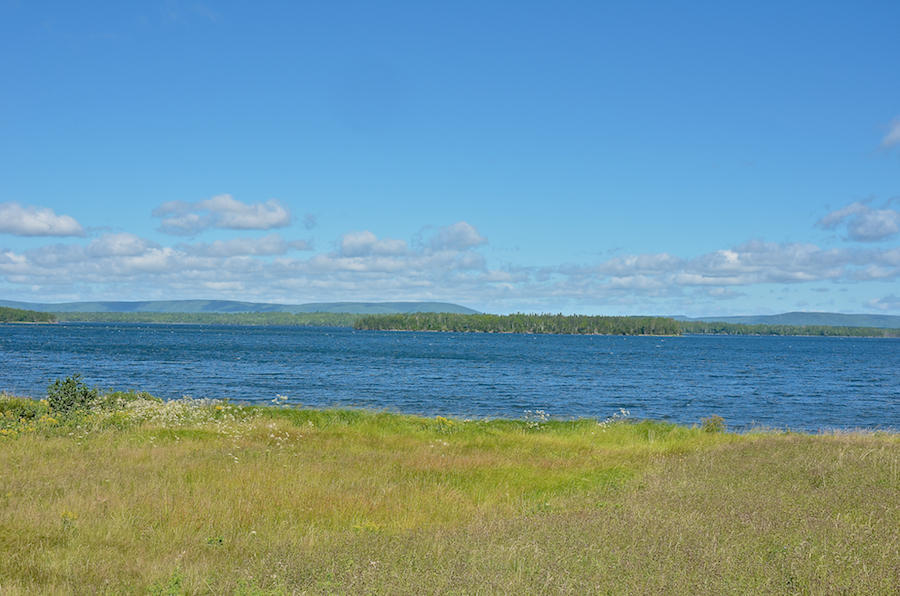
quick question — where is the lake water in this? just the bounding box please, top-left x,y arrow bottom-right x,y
2,323 -> 899,431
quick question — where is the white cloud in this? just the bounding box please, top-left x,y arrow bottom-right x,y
3,218 -> 899,315
153,195 -> 292,236
426,221 -> 488,252
177,234 -> 307,258
0,222 -> 492,303
0,202 -> 85,237
881,115 -> 900,151
525,240 -> 900,309
339,231 -> 407,257
684,240 -> 852,283
867,294 -> 900,311
596,253 -> 682,276
816,201 -> 900,242
698,287 -> 745,300
86,233 -> 160,257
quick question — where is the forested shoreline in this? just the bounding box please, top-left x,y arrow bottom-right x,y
354,312 -> 682,335
0,306 -> 56,323
355,312 -> 899,337
680,320 -> 899,337
4,306 -> 898,336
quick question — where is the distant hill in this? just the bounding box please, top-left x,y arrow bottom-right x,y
0,299 -> 479,316
676,312 -> 900,329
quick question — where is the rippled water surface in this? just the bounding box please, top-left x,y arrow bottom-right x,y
2,323 -> 899,430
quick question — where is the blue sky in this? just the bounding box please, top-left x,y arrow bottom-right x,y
1,1 -> 899,316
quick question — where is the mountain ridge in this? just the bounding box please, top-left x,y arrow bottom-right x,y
0,299 -> 480,316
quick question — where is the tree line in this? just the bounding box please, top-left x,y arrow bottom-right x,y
680,320 -> 899,337
356,313 -> 900,337
354,312 -> 682,335
0,306 -> 57,323
6,306 -> 899,337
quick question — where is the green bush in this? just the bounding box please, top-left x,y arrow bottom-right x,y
47,374 -> 100,415
701,415 -> 726,433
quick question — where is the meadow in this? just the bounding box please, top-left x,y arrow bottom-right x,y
1,381 -> 899,595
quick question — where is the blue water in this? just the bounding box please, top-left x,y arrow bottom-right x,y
2,323 -> 899,431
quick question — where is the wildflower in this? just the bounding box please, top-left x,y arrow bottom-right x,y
598,408 -> 631,428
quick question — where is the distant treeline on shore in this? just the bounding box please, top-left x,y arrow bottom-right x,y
0,306 -> 56,323
680,320 -> 899,337
3,306 -> 899,337
355,312 -> 900,337
354,312 -> 681,335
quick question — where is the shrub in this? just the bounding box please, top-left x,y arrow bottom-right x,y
701,414 -> 726,433
46,374 -> 100,415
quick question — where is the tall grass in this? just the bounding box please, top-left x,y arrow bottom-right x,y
1,391 -> 898,594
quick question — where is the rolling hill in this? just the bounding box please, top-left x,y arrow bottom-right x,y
0,299 -> 479,315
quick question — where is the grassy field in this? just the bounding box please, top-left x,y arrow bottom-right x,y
1,390 -> 899,595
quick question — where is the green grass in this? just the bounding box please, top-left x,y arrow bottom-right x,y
1,391 -> 898,594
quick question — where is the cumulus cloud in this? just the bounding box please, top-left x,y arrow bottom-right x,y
596,253 -> 682,276
177,234 -> 310,258
86,233 -> 160,257
684,240 -> 852,283
698,287 -> 744,300
0,202 -> 85,237
339,231 -> 407,257
540,239 -> 900,309
426,221 -> 488,252
867,294 -> 900,311
3,218 -> 899,313
816,201 -> 900,242
881,115 -> 900,151
0,222 -> 492,303
153,195 -> 291,236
